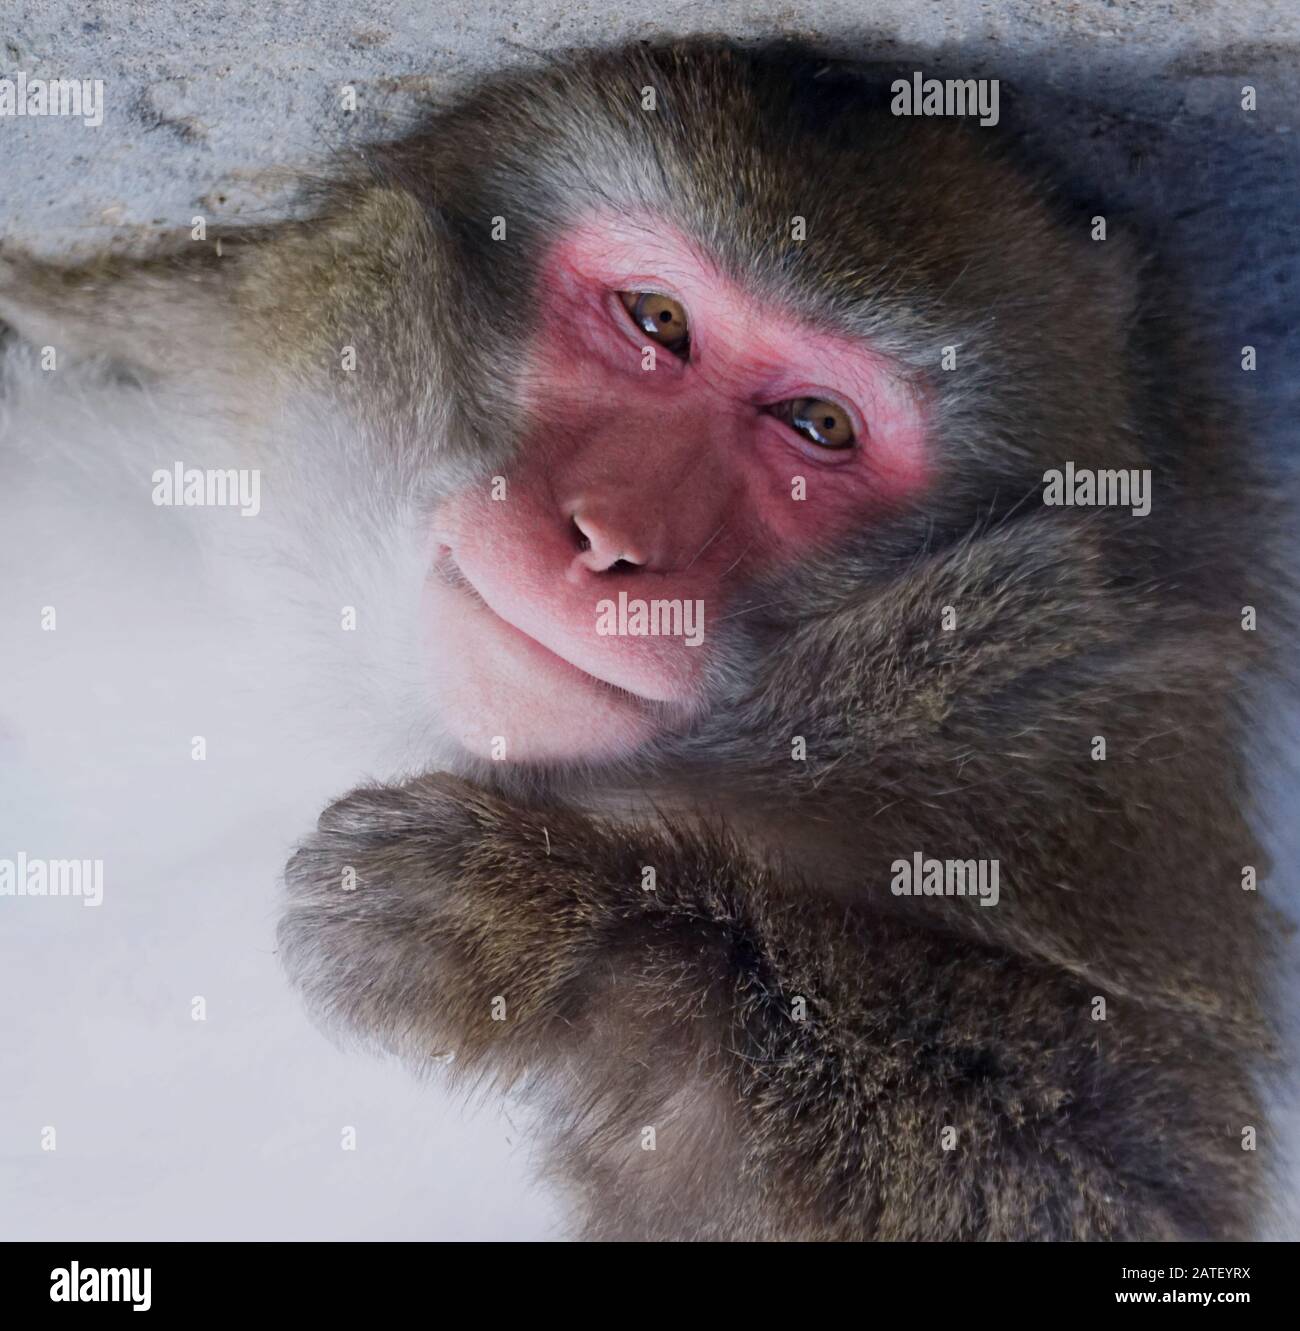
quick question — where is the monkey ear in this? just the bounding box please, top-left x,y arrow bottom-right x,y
0,239 -> 240,377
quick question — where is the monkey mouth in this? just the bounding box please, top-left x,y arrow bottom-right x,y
427,547 -> 667,709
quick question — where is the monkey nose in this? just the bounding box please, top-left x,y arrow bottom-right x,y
570,513 -> 650,574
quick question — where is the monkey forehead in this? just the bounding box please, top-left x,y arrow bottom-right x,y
533,211 -> 931,496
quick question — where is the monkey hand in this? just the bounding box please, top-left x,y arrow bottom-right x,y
280,773 -> 516,1066
277,772 -> 724,1075
278,772 -> 825,1236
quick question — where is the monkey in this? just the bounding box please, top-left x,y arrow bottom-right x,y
0,40 -> 1292,1241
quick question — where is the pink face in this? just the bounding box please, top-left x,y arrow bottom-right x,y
426,214 -> 930,762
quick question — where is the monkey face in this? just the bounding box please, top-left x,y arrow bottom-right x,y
424,214 -> 931,762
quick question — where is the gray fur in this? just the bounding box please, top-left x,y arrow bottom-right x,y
4,40 -> 1288,1239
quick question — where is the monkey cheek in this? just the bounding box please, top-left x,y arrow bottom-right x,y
421,573 -> 662,763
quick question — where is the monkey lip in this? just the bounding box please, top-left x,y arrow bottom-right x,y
427,548 -> 678,709
423,547 -> 684,762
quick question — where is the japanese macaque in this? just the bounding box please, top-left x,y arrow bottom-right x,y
0,42 -> 1290,1240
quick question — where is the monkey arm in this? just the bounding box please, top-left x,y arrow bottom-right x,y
279,772 -> 1249,1241
0,242 -> 244,373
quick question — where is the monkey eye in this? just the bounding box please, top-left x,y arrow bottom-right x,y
618,291 -> 690,358
771,397 -> 856,450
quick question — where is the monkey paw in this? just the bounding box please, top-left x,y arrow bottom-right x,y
277,773 -> 490,1057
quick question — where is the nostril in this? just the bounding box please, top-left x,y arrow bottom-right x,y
571,510 -> 648,571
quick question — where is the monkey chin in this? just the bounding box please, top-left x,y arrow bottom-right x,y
421,563 -> 671,765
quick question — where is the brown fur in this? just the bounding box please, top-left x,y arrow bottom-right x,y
3,40 -> 1283,1239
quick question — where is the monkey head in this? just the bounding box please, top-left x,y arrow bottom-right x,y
359,45 -> 1147,767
